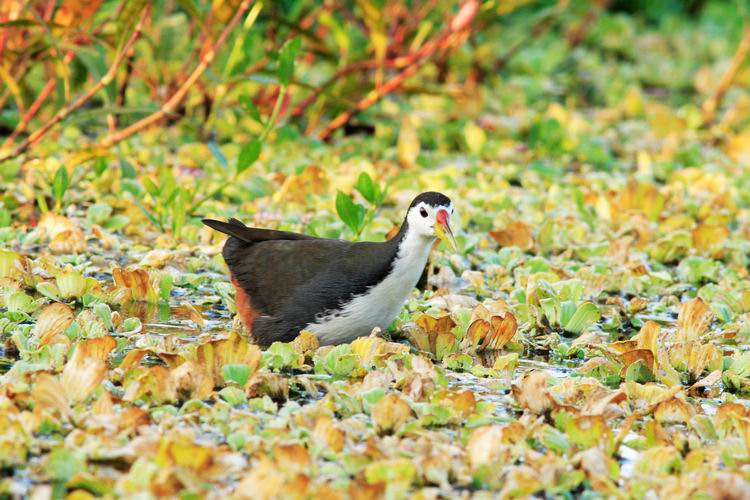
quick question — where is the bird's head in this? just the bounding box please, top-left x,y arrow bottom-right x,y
405,191 -> 458,251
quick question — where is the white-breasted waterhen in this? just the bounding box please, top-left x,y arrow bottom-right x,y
202,192 -> 457,347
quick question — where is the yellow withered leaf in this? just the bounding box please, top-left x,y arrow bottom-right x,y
434,389 -> 476,418
692,223 -> 729,257
634,320 -> 660,358
466,425 -> 509,467
38,212 -> 86,254
32,303 -> 74,345
312,415 -> 345,453
193,332 -> 261,387
123,366 -> 176,404
292,330 -> 320,358
415,313 -> 456,335
111,267 -> 159,303
466,311 -> 518,351
235,456 -> 286,500
676,297 -> 713,341
61,336 -> 115,404
565,415 -> 610,449
31,372 -> 71,416
155,433 -> 213,473
397,115 -> 421,167
489,221 -> 534,251
371,394 -> 413,434
273,165 -> 328,204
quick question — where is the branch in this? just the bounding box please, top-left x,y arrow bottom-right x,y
2,51 -> 75,149
317,0 -> 479,141
0,4 -> 151,162
99,0 -> 255,149
701,26 -> 750,126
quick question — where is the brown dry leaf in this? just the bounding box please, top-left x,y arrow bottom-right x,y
466,311 -> 517,351
689,369 -> 721,394
676,298 -> 713,341
407,313 -> 458,359
273,442 -> 311,477
38,212 -> 86,254
32,302 -> 74,345
247,372 -> 289,401
654,395 -> 695,424
177,301 -> 205,328
371,394 -> 413,434
511,370 -> 556,415
581,390 -> 627,418
703,473 -> 750,500
61,336 -> 116,404
489,221 -> 533,251
234,457 -> 285,499
618,349 -> 655,376
170,361 -> 213,400
31,372 -> 71,416
193,332 -> 262,387
714,403 -> 747,428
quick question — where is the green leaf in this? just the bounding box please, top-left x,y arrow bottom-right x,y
93,157 -> 107,176
219,386 -> 247,406
239,95 -> 262,123
159,274 -> 173,302
208,142 -> 228,170
625,359 -> 655,383
354,172 -> 380,204
52,166 -> 69,209
222,364 -> 251,386
316,344 -> 358,378
237,139 -> 262,174
262,342 -> 301,371
336,191 -> 366,235
45,448 -> 85,481
563,302 -> 601,334
278,38 -> 301,85
541,426 -> 570,454
142,177 -> 160,199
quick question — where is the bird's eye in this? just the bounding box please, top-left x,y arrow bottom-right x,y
419,207 -> 428,218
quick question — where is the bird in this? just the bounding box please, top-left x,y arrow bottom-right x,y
202,191 -> 457,347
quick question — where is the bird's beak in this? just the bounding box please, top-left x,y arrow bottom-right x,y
435,209 -> 458,252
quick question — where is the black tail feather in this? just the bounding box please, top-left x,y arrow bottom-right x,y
202,218 -> 318,243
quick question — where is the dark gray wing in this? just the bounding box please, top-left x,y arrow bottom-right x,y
225,237 -> 400,345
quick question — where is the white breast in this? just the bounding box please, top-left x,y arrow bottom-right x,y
307,232 -> 434,345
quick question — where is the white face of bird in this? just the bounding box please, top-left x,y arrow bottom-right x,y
406,201 -> 458,251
